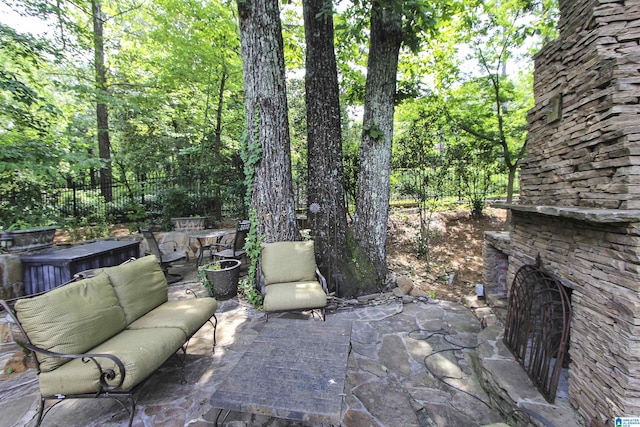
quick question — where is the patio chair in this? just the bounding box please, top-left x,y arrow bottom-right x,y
258,240 -> 328,320
211,220 -> 250,262
139,226 -> 188,284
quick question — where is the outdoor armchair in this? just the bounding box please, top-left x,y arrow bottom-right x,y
139,226 -> 188,283
211,220 -> 250,262
259,240 -> 328,320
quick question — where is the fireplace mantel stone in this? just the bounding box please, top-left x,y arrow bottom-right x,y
493,203 -> 640,224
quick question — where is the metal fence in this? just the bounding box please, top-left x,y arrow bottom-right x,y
42,167 -> 516,224
388,168 -> 517,206
45,174 -> 244,224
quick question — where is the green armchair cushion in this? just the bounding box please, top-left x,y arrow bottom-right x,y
127,297 -> 218,338
262,281 -> 327,312
261,241 -> 317,286
99,255 -> 168,324
14,273 -> 127,372
38,327 -> 185,396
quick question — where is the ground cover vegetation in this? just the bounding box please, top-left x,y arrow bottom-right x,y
0,0 -> 557,296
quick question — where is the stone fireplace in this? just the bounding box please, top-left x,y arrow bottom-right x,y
484,0 -> 640,425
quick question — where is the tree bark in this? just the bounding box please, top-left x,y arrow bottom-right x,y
237,0 -> 299,242
353,1 -> 403,288
303,0 -> 353,295
92,0 -> 112,202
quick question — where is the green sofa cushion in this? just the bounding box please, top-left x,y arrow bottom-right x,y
100,255 -> 168,324
38,327 -> 185,396
263,281 -> 327,312
261,241 -> 317,286
127,297 -> 218,338
14,273 -> 127,372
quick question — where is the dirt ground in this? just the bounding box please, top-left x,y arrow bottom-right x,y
386,207 -> 507,301
61,208 -> 507,303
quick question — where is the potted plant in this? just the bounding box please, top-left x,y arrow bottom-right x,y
0,220 -> 58,253
197,259 -> 241,300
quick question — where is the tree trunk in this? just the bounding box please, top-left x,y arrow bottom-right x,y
504,163 -> 517,229
303,0 -> 354,295
237,0 -> 298,242
212,67 -> 228,220
353,2 -> 402,289
92,0 -> 112,202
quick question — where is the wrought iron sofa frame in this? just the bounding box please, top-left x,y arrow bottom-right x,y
0,257 -> 218,427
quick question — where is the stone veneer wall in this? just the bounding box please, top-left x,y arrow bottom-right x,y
519,0 -> 640,209
0,255 -> 23,300
482,231 -> 510,297
507,209 -> 640,425
506,0 -> 640,423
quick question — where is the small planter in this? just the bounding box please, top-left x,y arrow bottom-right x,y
203,259 -> 241,300
1,226 -> 58,253
171,217 -> 206,232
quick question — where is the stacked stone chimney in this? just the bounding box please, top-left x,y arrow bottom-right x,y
520,0 -> 640,209
498,0 -> 640,425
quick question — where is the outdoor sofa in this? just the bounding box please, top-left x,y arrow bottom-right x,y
0,255 -> 218,426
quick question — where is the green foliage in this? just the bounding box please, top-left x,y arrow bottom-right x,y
158,187 -> 199,230
445,141 -> 497,218
362,123 -> 384,140
239,127 -> 263,288
197,264 -> 214,293
0,171 -> 60,229
63,218 -> 110,242
107,201 -> 147,227
239,276 -> 263,309
0,0 -> 556,240
63,192 -> 106,222
393,95 -> 454,261
342,119 -> 361,213
0,24 -> 71,223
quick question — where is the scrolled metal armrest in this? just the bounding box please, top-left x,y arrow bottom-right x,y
185,288 -> 201,298
316,267 -> 328,293
162,239 -> 180,251
23,342 -> 127,391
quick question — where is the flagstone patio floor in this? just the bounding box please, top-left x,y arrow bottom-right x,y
0,260 -> 513,427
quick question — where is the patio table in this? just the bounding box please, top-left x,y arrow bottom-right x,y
210,318 -> 352,425
188,229 -> 234,267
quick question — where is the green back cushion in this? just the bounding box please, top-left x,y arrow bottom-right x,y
14,273 -> 126,372
261,241 -> 317,285
99,255 -> 168,324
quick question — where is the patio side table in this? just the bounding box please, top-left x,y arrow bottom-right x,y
188,229 -> 234,267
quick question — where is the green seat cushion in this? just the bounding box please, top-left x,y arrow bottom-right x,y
38,327 -> 185,396
127,297 -> 218,338
100,255 -> 168,324
263,281 -> 327,312
14,273 -> 126,372
261,241 -> 317,285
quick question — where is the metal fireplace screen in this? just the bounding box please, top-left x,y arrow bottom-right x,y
503,256 -> 572,403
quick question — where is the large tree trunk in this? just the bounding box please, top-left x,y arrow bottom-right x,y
353,2 -> 402,289
92,0 -> 112,202
303,0 -> 354,295
237,0 -> 298,242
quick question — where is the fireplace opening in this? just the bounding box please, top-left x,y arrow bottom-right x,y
503,256 -> 572,403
